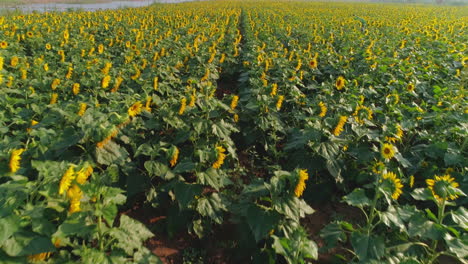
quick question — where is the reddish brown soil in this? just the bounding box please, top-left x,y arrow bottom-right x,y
121,200 -> 361,264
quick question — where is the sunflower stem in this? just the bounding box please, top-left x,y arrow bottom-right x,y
366,190 -> 380,234
428,199 -> 446,263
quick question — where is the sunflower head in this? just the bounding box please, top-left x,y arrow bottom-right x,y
381,143 -> 396,161
309,58 -> 317,69
335,76 -> 345,90
381,172 -> 403,200
426,174 -> 460,202
128,101 -> 143,117
407,83 -> 415,92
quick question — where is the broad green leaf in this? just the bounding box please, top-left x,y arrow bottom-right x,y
408,213 -> 444,240
350,232 -> 385,261
381,205 -> 406,232
273,196 -> 314,221
451,207 -> 468,229
109,215 -> 154,256
0,215 -> 21,245
2,232 -> 55,257
411,188 -> 433,201
172,159 -> 196,174
343,188 -> 370,207
96,141 -> 129,166
57,213 -> 94,237
320,221 -> 347,248
173,181 -> 203,209
144,161 -> 175,180
246,205 -> 280,242
196,193 -> 228,224
445,234 -> 468,259
196,168 -> 230,190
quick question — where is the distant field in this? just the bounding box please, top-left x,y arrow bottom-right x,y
0,0 -> 147,5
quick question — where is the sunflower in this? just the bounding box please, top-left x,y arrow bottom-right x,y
67,184 -> 82,214
230,95 -> 239,110
309,58 -> 318,69
50,93 -> 58,105
26,31 -> 33,38
0,41 -> 8,49
51,78 -> 60,90
201,69 -> 210,82
28,252 -> 52,262
333,116 -> 347,136
77,103 -> 87,116
128,101 -> 143,117
153,77 -> 159,91
178,97 -> 187,115
294,169 -> 309,197
212,146 -> 227,169
381,172 -> 403,200
145,96 -> 152,112
270,83 -> 278,97
372,161 -> 384,174
426,174 -> 460,202
169,147 -> 179,167
407,83 -> 415,92
59,165 -> 75,195
45,43 -> 51,50
72,83 -> 80,95
111,76 -> 124,93
409,175 -> 415,188
9,148 -> 25,173
10,56 -> 19,67
381,143 -> 395,160
276,95 -> 285,111
462,57 -> 468,67
353,105 -> 373,124
76,165 -> 93,185
102,75 -> 111,89
318,101 -> 327,117
335,76 -> 345,90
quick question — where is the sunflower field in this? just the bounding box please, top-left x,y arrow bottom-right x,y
0,1 -> 467,263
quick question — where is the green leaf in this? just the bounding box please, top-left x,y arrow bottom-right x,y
172,159 -> 196,174
246,205 -> 280,242
343,188 -> 370,207
101,204 -> 118,226
57,213 -> 94,237
381,205 -> 407,232
31,218 -> 56,236
0,215 -> 21,245
2,232 -> 55,257
350,232 -> 385,261
196,168 -> 230,191
196,193 -> 228,224
273,196 -> 314,221
326,159 -> 343,183
109,215 -> 154,256
320,221 -> 347,248
408,213 -> 444,240
451,207 -> 468,229
144,161 -> 175,180
96,141 -> 129,165
78,247 -> 111,264
411,188 -> 433,201
272,228 -> 318,263
173,182 -> 203,209
394,153 -> 411,168
445,234 -> 468,259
